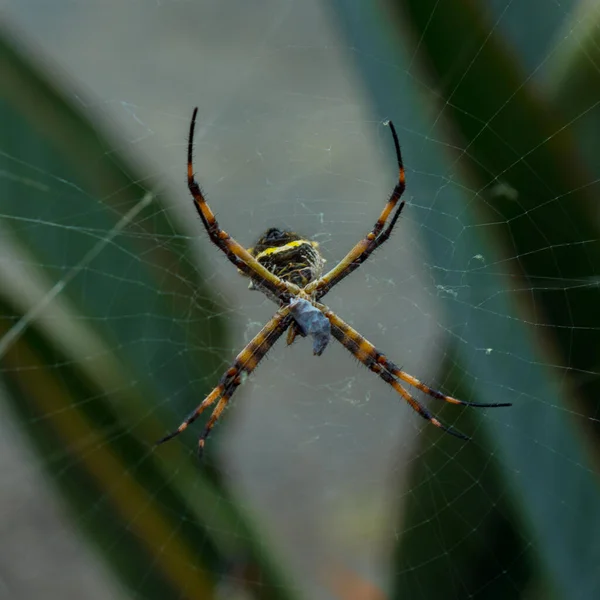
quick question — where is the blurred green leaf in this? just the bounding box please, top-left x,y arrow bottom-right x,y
0,297 -> 216,598
328,0 -> 600,598
0,26 -> 299,600
547,0 -> 600,175
390,351 -> 536,600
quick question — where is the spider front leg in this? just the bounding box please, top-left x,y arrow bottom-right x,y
306,120 -> 406,301
156,308 -> 293,456
324,311 -> 511,439
187,108 -> 299,305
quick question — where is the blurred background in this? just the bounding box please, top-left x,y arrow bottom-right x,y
1,1 -> 600,599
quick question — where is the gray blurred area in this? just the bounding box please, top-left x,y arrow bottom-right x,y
2,1 -> 439,598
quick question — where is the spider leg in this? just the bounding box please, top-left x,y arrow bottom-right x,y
197,383 -> 235,457
286,322 -> 303,346
314,196 -> 405,301
155,385 -> 223,445
389,378 -> 469,440
383,365 -> 511,408
187,108 -> 299,304
156,308 -> 293,452
324,310 -> 510,439
306,120 -> 406,300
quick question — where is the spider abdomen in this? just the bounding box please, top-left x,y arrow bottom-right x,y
247,228 -> 325,287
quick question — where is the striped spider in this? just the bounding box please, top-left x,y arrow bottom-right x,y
157,109 -> 510,457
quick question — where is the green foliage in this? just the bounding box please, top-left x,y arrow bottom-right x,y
3,1 -> 600,597
0,28 -> 298,600
329,0 -> 600,598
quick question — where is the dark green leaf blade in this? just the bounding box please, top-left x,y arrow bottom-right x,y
328,1 -> 600,598
0,26 -> 299,600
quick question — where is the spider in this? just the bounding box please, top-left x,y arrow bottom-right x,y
156,108 -> 511,457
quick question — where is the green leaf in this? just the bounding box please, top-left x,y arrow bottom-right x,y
328,1 -> 600,598
0,26 -> 299,600
546,0 -> 600,174
390,353 -> 538,600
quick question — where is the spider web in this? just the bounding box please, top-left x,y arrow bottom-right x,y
2,0 -> 600,599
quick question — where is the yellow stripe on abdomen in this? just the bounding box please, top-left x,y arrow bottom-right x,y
254,239 -> 317,260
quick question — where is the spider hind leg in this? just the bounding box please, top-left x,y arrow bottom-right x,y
155,310 -> 292,456
325,310 -> 511,440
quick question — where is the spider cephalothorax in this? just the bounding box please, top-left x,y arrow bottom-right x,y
156,108 -> 511,457
247,227 -> 325,289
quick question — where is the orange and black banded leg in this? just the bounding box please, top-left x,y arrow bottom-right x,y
155,385 -> 223,446
196,382 -> 236,457
156,309 -> 293,453
187,108 -> 299,304
286,322 -> 303,347
325,311 -> 509,439
307,120 -> 406,300
315,193 -> 406,302
381,362 -> 511,408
